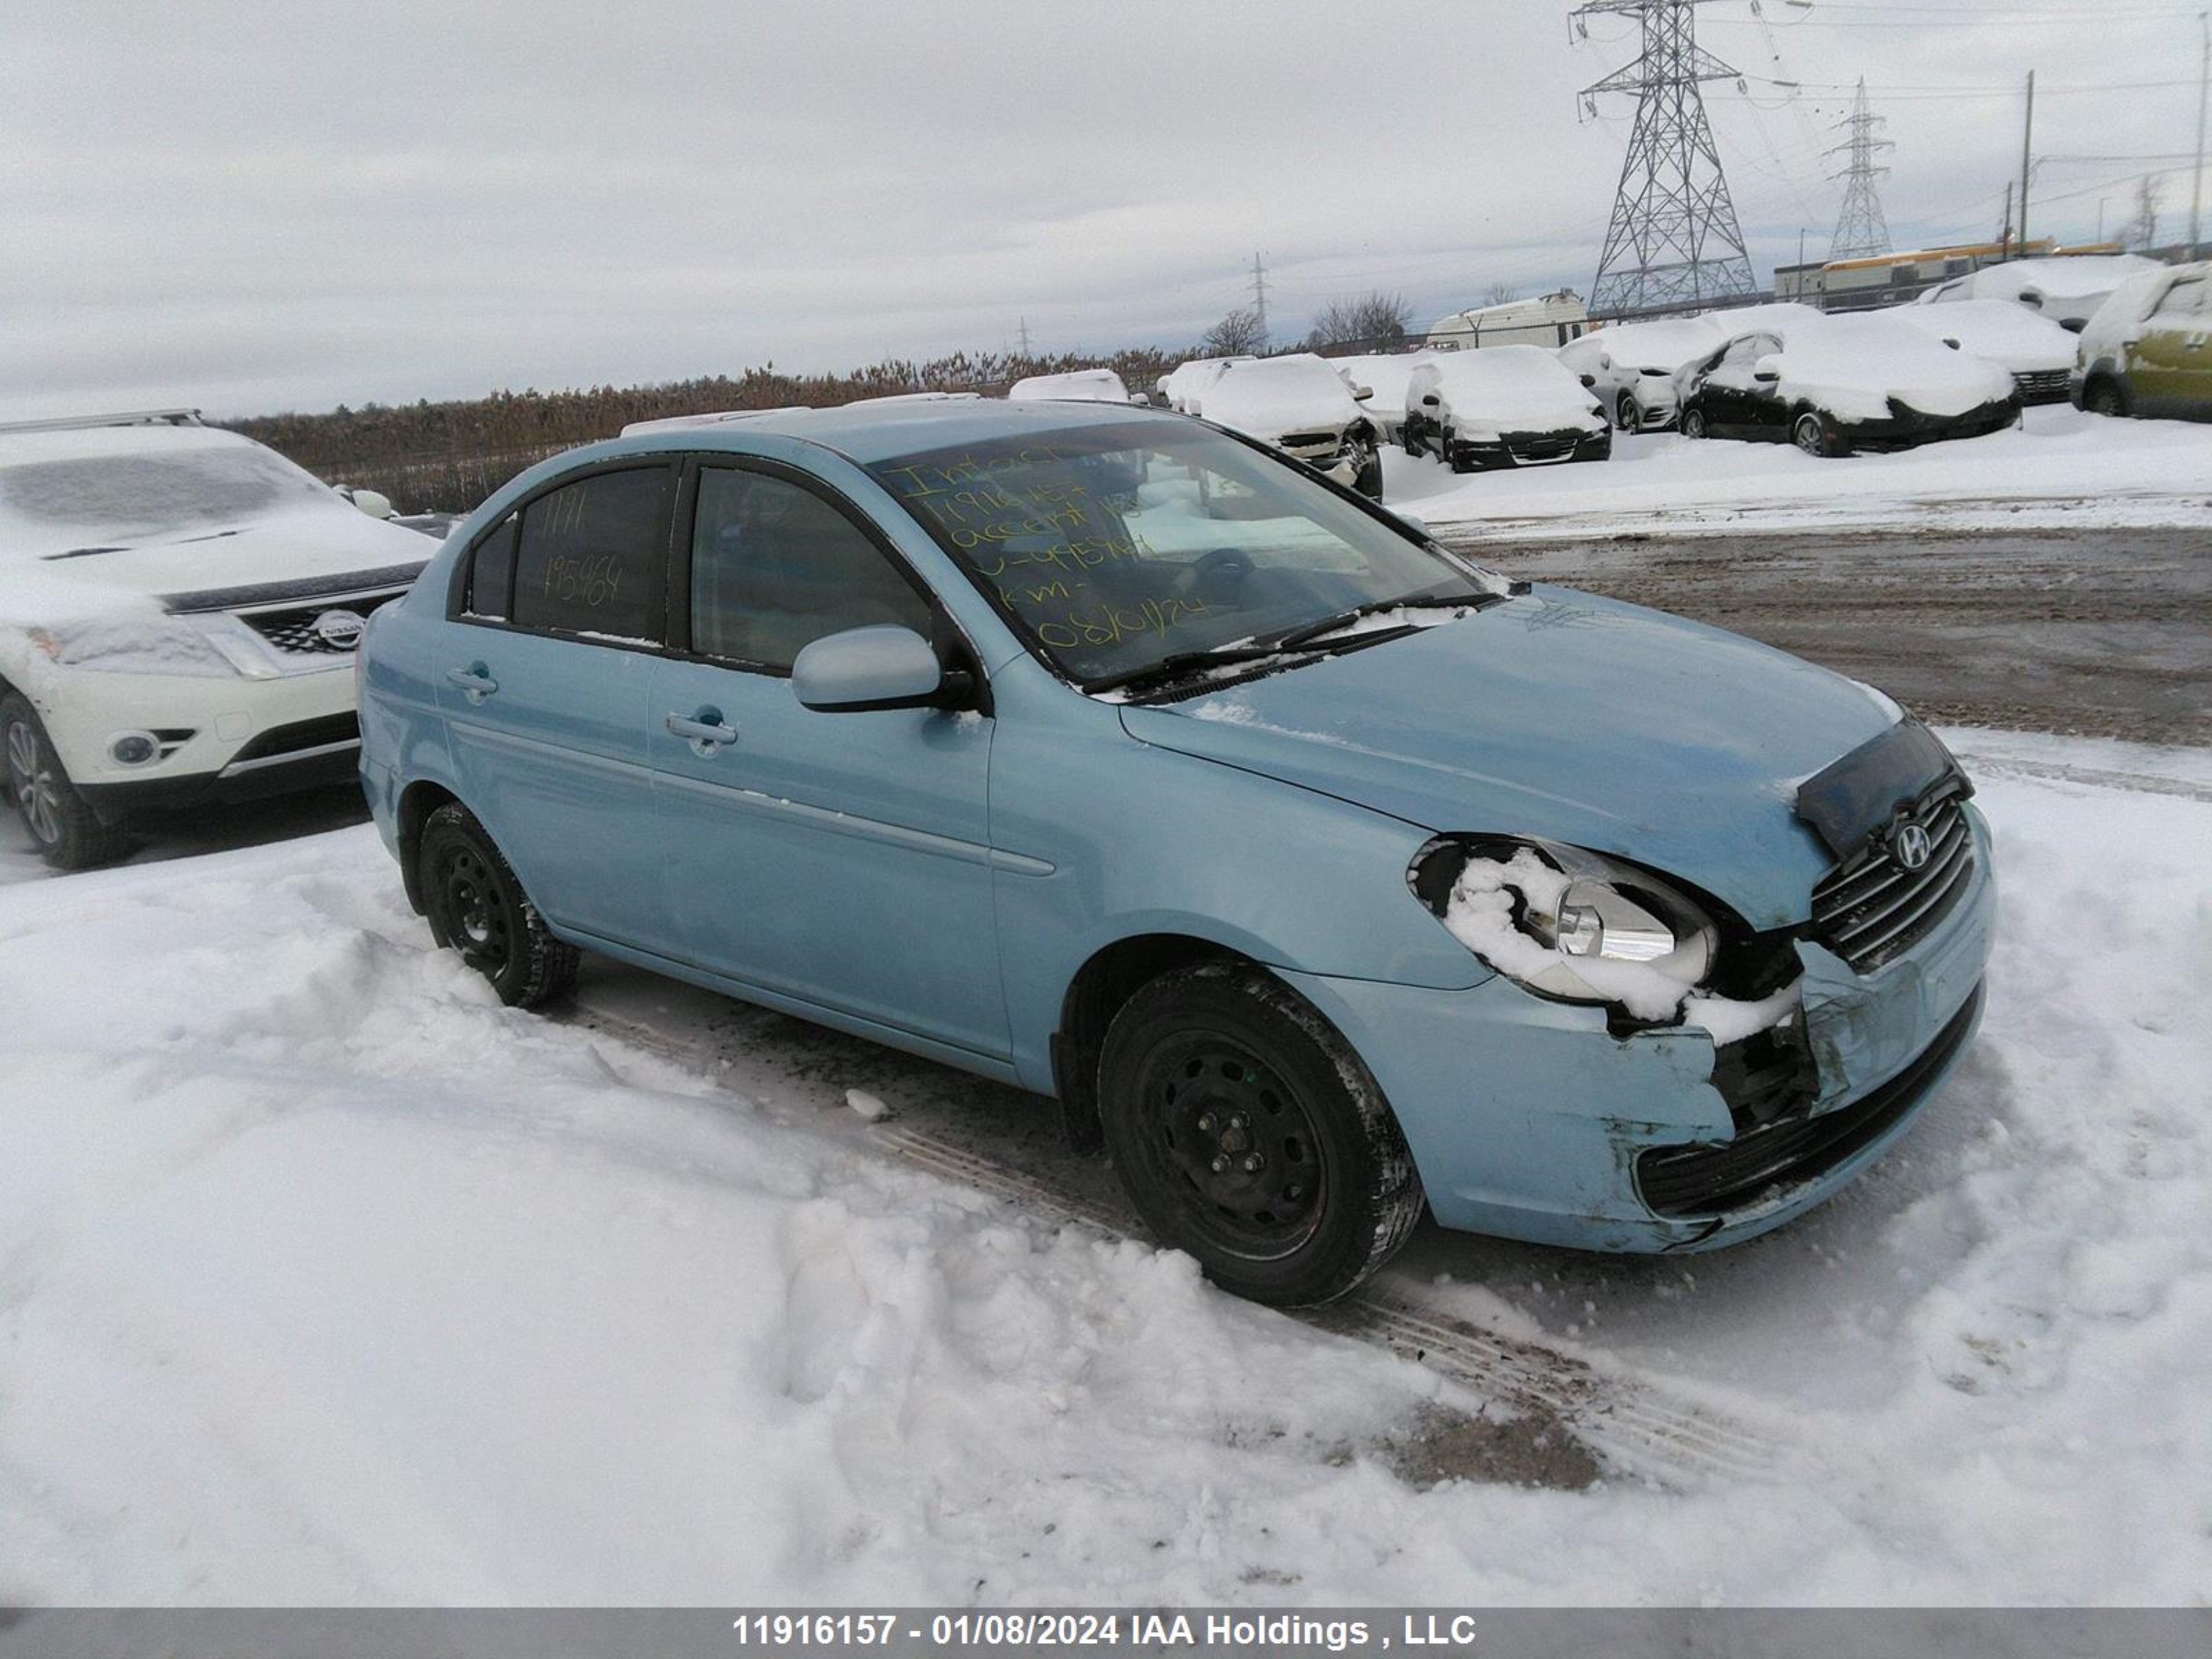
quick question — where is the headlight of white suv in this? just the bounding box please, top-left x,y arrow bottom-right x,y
31,613 -> 281,679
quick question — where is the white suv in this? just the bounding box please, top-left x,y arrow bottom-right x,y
1,411 -> 434,868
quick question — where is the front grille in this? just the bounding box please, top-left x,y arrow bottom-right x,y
236,588 -> 406,656
1810,793 -> 1974,973
227,712 -> 359,765
2014,368 -> 2070,400
1506,428 -> 1587,462
1638,984 -> 1983,1218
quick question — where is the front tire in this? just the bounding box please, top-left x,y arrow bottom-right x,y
1615,392 -> 1640,431
1098,962 -> 1424,1307
418,802 -> 579,1008
1680,406 -> 1708,440
1353,446 -> 1385,500
2,693 -> 136,871
2086,378 -> 2131,418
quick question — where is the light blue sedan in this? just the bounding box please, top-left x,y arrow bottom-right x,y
357,398 -> 1992,1306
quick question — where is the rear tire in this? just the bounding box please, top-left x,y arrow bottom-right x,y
1098,962 -> 1424,1307
1793,410 -> 1848,458
418,802 -> 579,1008
2,693 -> 136,871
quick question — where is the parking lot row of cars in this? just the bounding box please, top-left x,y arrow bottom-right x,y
1100,256 -> 2212,493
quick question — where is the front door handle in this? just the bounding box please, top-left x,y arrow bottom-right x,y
666,711 -> 740,751
446,664 -> 498,703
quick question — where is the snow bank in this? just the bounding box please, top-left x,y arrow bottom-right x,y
2,730 -> 2209,1602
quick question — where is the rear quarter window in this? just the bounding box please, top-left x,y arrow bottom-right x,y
509,466 -> 673,642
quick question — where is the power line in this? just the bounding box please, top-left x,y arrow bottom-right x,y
1574,0 -> 1759,316
1828,78 -> 1895,256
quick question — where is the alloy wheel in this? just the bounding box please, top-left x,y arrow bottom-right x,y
6,718 -> 62,846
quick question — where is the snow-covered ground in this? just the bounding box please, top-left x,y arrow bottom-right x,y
1,730 -> 2206,1604
1389,404 -> 2212,541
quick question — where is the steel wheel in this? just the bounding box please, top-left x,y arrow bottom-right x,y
1128,1032 -> 1327,1262
6,715 -> 61,846
435,843 -> 512,975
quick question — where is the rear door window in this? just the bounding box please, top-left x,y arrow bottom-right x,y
463,513 -> 518,619
509,466 -> 674,643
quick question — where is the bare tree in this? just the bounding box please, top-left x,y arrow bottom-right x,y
1204,306 -> 1269,357
1484,282 -> 1520,308
1302,290 -> 1414,353
2126,174 -> 2166,252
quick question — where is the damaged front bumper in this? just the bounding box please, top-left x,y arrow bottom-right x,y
1280,803 -> 1995,1253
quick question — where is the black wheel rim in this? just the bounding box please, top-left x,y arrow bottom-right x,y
438,846 -> 512,974
1129,1032 -> 1326,1262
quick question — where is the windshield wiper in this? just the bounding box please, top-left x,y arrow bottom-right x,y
1270,588 -> 1498,652
1083,644 -> 1314,697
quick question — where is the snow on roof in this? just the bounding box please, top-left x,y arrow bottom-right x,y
1196,354 -> 1365,437
1006,368 -> 1134,404
1965,254 -> 2163,301
1584,317 -> 1727,371
1889,299 -> 2077,373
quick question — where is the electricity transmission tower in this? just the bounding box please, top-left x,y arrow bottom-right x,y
1828,78 -> 1893,260
1249,252 -> 1271,346
1573,0 -> 1757,317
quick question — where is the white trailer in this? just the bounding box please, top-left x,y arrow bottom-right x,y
1425,290 -> 1590,352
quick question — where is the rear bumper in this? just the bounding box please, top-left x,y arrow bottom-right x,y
1280,804 -> 1996,1253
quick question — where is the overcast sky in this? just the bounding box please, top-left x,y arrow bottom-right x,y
1,1 -> 2203,420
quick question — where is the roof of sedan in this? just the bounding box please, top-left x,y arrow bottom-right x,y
615,395 -> 1177,465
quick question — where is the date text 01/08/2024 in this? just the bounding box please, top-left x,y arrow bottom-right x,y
727,1611 -> 1485,1650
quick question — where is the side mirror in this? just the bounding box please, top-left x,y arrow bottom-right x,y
1353,385 -> 1374,401
1752,368 -> 1781,384
791,625 -> 953,713
2062,319 -> 2087,335
1942,339 -> 1962,350
1578,373 -> 1597,389
339,485 -> 395,518
1421,393 -> 1441,407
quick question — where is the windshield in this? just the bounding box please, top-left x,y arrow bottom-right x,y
868,419 -> 1499,687
0,441 -> 341,554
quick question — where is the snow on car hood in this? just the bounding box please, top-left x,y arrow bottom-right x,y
1773,315 -> 2016,422
1889,299 -> 2076,375
1588,318 -> 1726,373
9,507 -> 433,619
1408,347 -> 1605,437
1198,357 -> 1365,438
1327,354 -> 1430,423
1120,586 -> 1901,929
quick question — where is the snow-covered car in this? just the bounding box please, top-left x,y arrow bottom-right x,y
2070,260 -> 2212,422
1401,346 -> 1611,472
1006,368 -> 1142,405
1889,298 -> 2081,405
1558,317 -> 1727,432
1918,254 -> 2164,332
1678,313 -> 2018,457
1157,355 -> 1255,413
360,397 -> 1994,1306
1324,353 -> 1430,442
1,411 -> 433,868
1196,354 -> 1384,498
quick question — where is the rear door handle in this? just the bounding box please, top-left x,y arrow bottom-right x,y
446,665 -> 498,703
666,711 -> 740,750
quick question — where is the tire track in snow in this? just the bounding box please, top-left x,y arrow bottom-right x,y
874,1122 -> 1784,1489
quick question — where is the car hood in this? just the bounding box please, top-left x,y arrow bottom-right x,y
1118,587 -> 1901,929
15,507 -> 435,614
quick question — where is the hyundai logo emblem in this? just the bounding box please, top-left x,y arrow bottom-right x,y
1890,820 -> 1933,872
312,608 -> 367,650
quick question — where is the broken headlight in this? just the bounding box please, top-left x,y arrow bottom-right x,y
1407,836 -> 1717,1019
